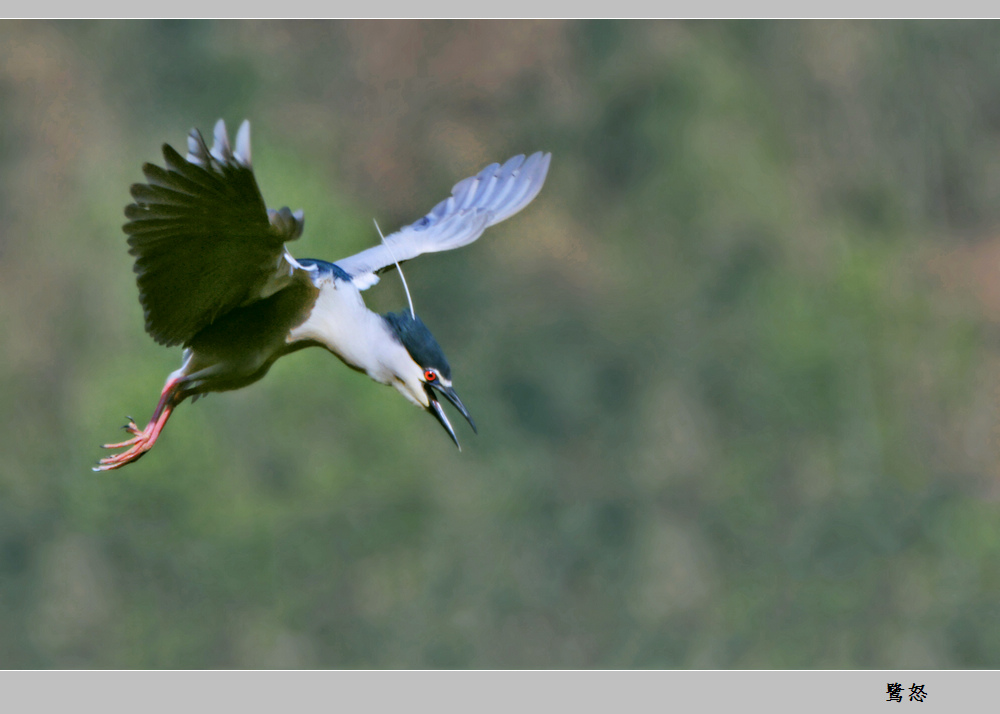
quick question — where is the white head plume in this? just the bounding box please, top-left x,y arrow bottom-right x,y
373,218 -> 416,319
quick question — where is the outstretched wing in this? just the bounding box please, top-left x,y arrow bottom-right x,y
334,151 -> 552,289
124,119 -> 307,347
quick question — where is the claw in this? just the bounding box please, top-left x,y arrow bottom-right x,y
93,375 -> 185,472
94,424 -> 155,471
93,444 -> 150,471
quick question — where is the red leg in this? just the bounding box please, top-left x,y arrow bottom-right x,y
94,374 -> 187,471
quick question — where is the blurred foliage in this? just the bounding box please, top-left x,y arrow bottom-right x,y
1,19 -> 999,667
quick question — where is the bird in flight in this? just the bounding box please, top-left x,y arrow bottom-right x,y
95,119 -> 551,471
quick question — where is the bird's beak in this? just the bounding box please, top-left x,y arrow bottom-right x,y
424,383 -> 477,450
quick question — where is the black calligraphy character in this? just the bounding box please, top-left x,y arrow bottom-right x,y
909,684 -> 927,702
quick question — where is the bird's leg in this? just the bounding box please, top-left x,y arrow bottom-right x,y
94,374 -> 186,471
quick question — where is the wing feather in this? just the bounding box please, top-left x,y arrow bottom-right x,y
124,119 -> 306,347
334,151 -> 551,288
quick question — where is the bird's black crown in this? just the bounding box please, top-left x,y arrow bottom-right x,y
383,311 -> 452,379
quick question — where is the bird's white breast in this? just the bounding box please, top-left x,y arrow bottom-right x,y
286,275 -> 410,386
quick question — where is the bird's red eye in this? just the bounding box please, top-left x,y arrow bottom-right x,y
424,369 -> 437,382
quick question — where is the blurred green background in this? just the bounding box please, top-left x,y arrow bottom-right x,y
2,20 -> 999,668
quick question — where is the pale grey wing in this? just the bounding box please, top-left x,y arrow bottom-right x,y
335,151 -> 552,289
125,119 -> 307,347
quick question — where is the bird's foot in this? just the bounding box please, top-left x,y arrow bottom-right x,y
93,374 -> 184,472
93,417 -> 158,471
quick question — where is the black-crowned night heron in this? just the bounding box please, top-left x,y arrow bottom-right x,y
95,120 -> 550,471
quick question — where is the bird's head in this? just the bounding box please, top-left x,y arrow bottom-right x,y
382,311 -> 477,449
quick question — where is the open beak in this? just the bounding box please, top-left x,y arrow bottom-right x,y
424,382 -> 477,450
